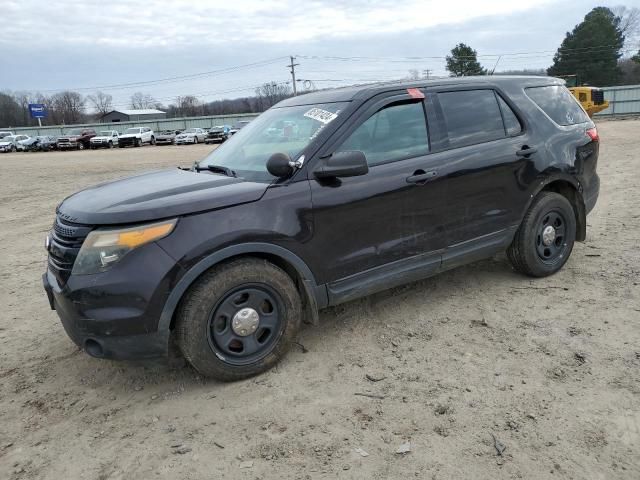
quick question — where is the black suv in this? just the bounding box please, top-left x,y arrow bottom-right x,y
43,77 -> 599,380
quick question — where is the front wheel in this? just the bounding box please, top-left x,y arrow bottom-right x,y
108,141 -> 113,149
135,138 -> 141,147
175,258 -> 302,381
508,191 -> 576,277
77,142 -> 84,150
150,136 -> 156,145
193,137 -> 198,144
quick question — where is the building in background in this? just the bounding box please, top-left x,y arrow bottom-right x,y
100,109 -> 166,123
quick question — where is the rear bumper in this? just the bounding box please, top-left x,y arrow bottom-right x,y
584,173 -> 599,215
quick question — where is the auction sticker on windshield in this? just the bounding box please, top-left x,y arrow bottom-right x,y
304,108 -> 338,124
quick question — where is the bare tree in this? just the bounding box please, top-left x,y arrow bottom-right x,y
87,91 -> 113,116
613,6 -> 640,46
50,91 -> 85,124
255,82 -> 292,110
175,95 -> 201,117
130,92 -> 159,109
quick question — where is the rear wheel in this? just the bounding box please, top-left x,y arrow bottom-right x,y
176,258 -> 301,381
508,191 -> 576,277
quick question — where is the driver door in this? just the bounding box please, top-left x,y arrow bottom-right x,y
307,92 -> 448,303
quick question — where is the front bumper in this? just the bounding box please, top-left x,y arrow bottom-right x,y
57,143 -> 78,149
42,243 -> 183,360
175,138 -> 196,144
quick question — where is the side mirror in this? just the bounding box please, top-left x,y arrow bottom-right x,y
314,151 -> 369,179
266,152 -> 293,178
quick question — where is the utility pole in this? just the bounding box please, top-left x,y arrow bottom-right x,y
288,56 -> 299,96
423,69 -> 432,80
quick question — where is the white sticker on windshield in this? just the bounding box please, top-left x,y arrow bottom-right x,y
304,108 -> 338,124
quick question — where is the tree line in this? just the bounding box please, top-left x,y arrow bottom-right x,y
2,6 -> 639,128
0,82 -> 293,129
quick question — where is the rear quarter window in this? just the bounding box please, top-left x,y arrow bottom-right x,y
525,85 -> 590,126
437,89 -> 506,148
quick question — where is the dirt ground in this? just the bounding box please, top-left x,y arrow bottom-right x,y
0,123 -> 638,480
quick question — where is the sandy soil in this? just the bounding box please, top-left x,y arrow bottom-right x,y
0,125 -> 638,480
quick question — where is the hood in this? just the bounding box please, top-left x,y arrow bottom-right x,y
0,141 -> 12,146
119,133 -> 140,138
58,135 -> 79,140
57,168 -> 269,225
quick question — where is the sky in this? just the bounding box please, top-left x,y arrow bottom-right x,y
1,0 -> 639,110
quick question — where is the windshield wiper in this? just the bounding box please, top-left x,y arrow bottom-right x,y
193,163 -> 237,177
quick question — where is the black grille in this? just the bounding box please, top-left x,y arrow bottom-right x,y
48,216 -> 92,284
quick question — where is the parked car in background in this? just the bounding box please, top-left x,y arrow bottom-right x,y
16,136 -> 33,151
229,120 -> 250,135
19,135 -> 56,152
175,128 -> 207,145
0,135 -> 29,153
0,131 -> 15,140
57,128 -> 96,150
155,130 -> 182,145
90,130 -> 119,149
204,125 -> 231,144
118,127 -> 155,148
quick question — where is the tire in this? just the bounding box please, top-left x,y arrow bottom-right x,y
118,144 -> 124,148
10,145 -> 16,152
135,138 -> 141,147
176,258 -> 302,381
150,136 -> 156,145
108,141 -> 113,149
507,191 -> 576,277
77,142 -> 84,150
193,137 -> 198,144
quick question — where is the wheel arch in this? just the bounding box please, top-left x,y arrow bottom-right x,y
160,243 -> 325,334
527,174 -> 587,242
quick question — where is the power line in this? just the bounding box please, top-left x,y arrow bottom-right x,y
39,57 -> 289,93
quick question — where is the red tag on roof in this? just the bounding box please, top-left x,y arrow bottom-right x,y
407,88 -> 425,99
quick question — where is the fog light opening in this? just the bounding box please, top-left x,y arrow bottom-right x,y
84,339 -> 104,358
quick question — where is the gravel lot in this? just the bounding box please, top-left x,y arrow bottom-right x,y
0,123 -> 638,480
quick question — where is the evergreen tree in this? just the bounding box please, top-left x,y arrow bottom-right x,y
547,7 -> 624,86
445,43 -> 486,77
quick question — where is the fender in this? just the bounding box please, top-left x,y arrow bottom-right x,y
521,172 -> 587,242
157,243 -> 326,333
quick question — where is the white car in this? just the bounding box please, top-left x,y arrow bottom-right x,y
175,128 -> 207,145
0,131 -> 15,140
16,136 -> 34,151
90,130 -> 120,149
118,127 -> 155,148
0,135 -> 29,153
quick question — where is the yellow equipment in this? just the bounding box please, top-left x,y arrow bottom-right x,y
568,86 -> 609,117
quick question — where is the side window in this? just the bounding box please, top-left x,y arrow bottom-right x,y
525,85 -> 590,126
437,90 -> 505,148
496,95 -> 522,136
336,101 -> 428,166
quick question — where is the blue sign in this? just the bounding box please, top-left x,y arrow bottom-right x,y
28,104 -> 47,119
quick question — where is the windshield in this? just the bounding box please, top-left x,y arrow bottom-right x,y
66,129 -> 82,135
182,128 -> 198,134
125,128 -> 140,134
99,131 -> 113,136
199,102 -> 347,182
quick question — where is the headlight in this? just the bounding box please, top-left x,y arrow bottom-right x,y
72,219 -> 177,275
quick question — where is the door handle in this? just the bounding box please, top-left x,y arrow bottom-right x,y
516,146 -> 537,157
406,170 -> 438,184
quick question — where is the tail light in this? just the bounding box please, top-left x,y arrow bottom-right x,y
586,127 -> 599,142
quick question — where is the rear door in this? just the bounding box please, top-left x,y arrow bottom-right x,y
307,91 -> 448,292
426,87 -> 532,252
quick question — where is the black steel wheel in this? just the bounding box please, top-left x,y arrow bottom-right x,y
207,284 -> 284,366
176,258 -> 301,381
508,191 -> 576,277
